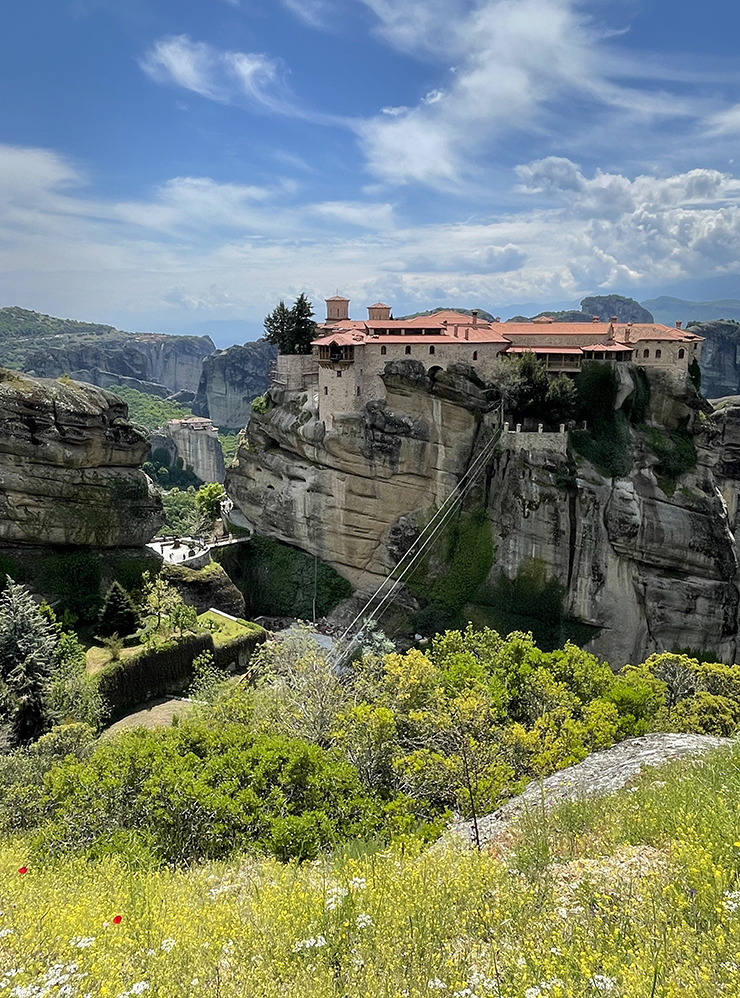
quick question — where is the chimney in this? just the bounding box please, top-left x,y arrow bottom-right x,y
676,320 -> 682,329
592,316 -> 599,323
464,327 -> 469,340
471,309 -> 478,326
453,324 -> 459,338
611,315 -> 618,323
495,316 -> 501,323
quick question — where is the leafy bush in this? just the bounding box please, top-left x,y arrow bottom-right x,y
643,423 -> 696,493
570,363 -> 632,478
35,723 -> 388,864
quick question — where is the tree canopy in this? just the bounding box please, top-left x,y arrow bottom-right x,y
264,294 -> 317,355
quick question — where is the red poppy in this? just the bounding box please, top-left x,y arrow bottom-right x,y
112,915 -> 122,924
17,867 -> 27,875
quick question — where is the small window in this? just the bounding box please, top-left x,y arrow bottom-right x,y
679,348 -> 685,359
473,350 -> 478,361
380,345 -> 386,355
655,349 -> 662,359
693,344 -> 698,351
337,370 -> 342,378
643,349 -> 649,358
356,386 -> 361,395
429,345 -> 435,355
405,345 -> 411,355
323,386 -> 328,395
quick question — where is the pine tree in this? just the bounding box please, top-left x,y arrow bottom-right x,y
98,581 -> 138,638
263,295 -> 317,355
290,293 -> 317,355
263,299 -> 295,353
0,581 -> 58,745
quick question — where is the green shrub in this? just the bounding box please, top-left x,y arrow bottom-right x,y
35,723 -> 387,864
98,582 -> 138,638
570,363 -> 632,478
643,422 -> 696,493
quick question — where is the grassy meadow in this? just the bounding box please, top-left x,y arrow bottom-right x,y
3,742 -> 740,997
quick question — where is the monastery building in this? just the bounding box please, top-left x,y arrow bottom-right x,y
275,296 -> 703,426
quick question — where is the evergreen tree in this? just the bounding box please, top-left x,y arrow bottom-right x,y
0,582 -> 58,745
290,293 -> 318,355
263,295 -> 317,355
263,299 -> 294,353
98,581 -> 138,638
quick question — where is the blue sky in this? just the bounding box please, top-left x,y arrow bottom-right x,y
1,0 -> 740,343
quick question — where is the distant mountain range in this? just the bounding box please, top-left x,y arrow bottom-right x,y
640,297 -> 740,326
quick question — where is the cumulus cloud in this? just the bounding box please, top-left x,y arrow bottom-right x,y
4,142 -> 740,327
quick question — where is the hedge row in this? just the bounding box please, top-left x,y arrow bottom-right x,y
96,627 -> 266,720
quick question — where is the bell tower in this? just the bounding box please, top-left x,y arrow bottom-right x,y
325,296 -> 350,322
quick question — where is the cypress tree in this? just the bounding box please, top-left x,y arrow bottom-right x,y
263,299 -> 295,353
98,581 -> 138,638
290,293 -> 318,355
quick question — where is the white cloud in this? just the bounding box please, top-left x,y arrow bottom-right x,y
353,0 -> 721,189
140,35 -> 293,114
4,143 -> 740,328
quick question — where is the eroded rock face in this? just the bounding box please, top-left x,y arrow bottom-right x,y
192,341 -> 277,429
0,374 -> 164,546
24,334 -> 215,395
226,363 -> 740,666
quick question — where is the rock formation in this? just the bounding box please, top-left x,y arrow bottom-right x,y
24,333 -> 215,395
681,321 -> 740,398
580,296 -> 654,323
151,418 -> 226,484
0,371 -> 164,547
192,341 -> 277,429
226,360 -> 740,667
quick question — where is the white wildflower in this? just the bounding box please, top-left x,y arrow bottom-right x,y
524,988 -> 542,998
0,929 -> 13,938
130,985 -> 150,996
349,877 -> 366,890
356,913 -> 373,929
589,976 -> 617,992
69,936 -> 95,949
724,891 -> 740,913
160,938 -> 176,953
326,887 -> 348,911
428,980 -> 448,990
293,935 -> 327,952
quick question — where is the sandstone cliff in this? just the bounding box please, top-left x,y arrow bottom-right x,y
0,372 -> 164,547
192,341 -> 277,429
683,321 -> 740,398
150,420 -> 226,484
24,333 -> 215,396
226,361 -> 740,666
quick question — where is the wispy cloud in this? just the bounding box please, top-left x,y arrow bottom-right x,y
352,0 -> 727,189
140,35 -> 294,115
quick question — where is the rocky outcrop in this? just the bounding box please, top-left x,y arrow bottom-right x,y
23,333 -> 215,395
580,295 -> 654,323
162,562 -> 246,617
682,321 -> 740,398
158,419 -> 226,484
192,341 -> 277,430
0,372 -> 164,547
226,361 -> 740,666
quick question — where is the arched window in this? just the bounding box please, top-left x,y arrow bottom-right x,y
473,350 -> 478,361
678,348 -> 685,359
323,386 -> 328,395
380,345 -> 386,355
643,349 -> 649,358
405,345 -> 411,355
655,349 -> 662,359
429,345 -> 435,355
